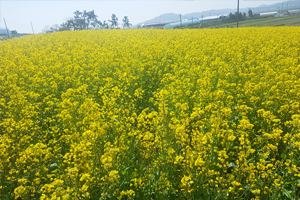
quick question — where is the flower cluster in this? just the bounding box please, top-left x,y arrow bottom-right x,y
1,27 -> 300,199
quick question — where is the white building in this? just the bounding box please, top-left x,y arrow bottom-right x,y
288,9 -> 300,15
0,28 -> 11,37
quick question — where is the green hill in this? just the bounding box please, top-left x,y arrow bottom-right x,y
186,14 -> 300,29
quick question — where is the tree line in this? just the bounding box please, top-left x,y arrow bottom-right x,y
43,10 -> 131,33
228,9 -> 254,21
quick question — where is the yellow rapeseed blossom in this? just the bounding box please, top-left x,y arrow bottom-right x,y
1,27 -> 300,199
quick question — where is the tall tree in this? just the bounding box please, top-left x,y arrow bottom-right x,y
43,24 -> 61,33
50,24 -> 60,32
248,9 -> 254,18
229,12 -> 236,20
83,10 -> 99,29
239,12 -> 243,21
91,19 -> 102,29
61,10 -> 102,30
102,21 -> 109,29
109,14 -> 118,29
122,16 -> 132,28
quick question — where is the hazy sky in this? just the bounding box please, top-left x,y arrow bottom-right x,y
0,0 -> 290,33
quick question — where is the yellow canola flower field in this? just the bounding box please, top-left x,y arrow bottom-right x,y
1,27 -> 300,200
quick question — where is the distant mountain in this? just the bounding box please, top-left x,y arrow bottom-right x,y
140,13 -> 182,25
137,0 -> 300,25
255,0 -> 300,10
138,8 -> 243,25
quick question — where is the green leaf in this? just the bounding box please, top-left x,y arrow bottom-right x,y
229,162 -> 237,168
282,188 -> 292,199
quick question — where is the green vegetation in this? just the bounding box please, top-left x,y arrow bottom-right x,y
2,27 -> 300,200
44,10 -> 132,33
186,14 -> 300,29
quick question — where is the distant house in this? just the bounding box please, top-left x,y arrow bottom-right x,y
288,9 -> 300,15
0,28 -> 11,37
282,12 -> 290,16
10,30 -> 17,34
260,12 -> 277,17
275,13 -> 284,17
219,15 -> 229,21
164,18 -> 201,29
275,10 -> 299,17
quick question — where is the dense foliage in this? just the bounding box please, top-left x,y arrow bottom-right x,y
1,27 -> 300,200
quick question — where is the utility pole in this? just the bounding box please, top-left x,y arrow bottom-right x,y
31,22 -> 34,34
3,18 -> 10,38
237,0 -> 239,28
180,14 -> 182,28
